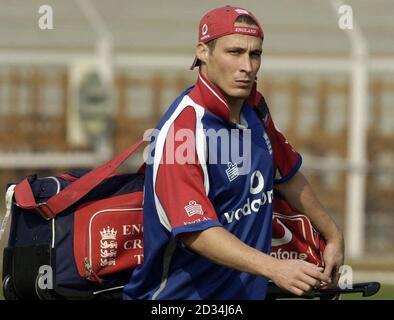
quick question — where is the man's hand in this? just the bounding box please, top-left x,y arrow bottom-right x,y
269,259 -> 331,296
321,236 -> 345,289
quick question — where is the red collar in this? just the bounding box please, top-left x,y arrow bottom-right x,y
188,72 -> 262,122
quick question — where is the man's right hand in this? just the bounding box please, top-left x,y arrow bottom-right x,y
268,259 -> 331,296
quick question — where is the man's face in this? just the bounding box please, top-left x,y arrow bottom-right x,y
199,23 -> 263,103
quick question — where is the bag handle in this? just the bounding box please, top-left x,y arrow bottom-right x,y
14,139 -> 145,220
0,184 -> 16,242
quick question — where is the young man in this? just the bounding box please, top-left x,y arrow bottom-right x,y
123,5 -> 344,300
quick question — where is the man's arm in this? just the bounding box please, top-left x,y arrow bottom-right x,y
274,170 -> 345,288
178,226 -> 331,296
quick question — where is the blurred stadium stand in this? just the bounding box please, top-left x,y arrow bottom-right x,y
0,0 -> 393,268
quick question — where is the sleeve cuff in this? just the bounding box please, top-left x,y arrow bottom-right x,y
172,220 -> 222,237
274,154 -> 303,184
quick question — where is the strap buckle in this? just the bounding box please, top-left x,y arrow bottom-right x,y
36,203 -> 55,220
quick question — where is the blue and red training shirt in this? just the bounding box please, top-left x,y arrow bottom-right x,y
123,73 -> 302,300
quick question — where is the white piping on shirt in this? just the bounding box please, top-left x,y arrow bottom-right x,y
198,74 -> 230,111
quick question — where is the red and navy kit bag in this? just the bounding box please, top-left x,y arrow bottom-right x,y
2,140 -> 145,300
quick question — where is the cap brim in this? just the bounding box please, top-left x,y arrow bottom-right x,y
189,56 -> 201,70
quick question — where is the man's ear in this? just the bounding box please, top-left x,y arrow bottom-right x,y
196,42 -> 209,65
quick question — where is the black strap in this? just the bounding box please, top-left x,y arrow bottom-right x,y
254,95 -> 270,126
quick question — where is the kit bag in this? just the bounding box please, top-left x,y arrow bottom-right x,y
2,141 -> 145,300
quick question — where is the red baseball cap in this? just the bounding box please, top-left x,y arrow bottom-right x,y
190,5 -> 264,70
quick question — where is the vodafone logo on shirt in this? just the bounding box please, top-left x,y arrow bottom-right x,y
223,170 -> 273,224
271,219 -> 292,246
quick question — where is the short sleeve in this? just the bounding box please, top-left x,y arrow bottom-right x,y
154,106 -> 222,237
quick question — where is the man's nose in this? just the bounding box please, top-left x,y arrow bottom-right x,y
240,55 -> 253,73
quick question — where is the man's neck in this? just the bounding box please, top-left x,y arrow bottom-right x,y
213,81 -> 245,123
199,71 -> 246,124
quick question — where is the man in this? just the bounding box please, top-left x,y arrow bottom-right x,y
123,5 -> 344,300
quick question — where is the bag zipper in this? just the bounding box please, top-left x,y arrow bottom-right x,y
84,257 -> 102,282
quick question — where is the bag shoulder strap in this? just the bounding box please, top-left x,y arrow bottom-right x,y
14,140 -> 145,219
254,95 -> 270,130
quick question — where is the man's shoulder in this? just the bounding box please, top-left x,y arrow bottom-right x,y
154,86 -> 196,128
158,101 -> 198,127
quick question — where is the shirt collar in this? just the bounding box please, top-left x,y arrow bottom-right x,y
188,72 -> 260,122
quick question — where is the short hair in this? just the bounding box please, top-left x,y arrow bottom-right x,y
206,14 -> 259,53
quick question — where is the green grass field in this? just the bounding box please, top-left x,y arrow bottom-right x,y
341,284 -> 394,300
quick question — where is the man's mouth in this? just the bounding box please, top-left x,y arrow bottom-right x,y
235,80 -> 252,87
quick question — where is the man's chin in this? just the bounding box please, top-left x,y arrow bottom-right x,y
231,88 -> 252,99
221,88 -> 252,102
